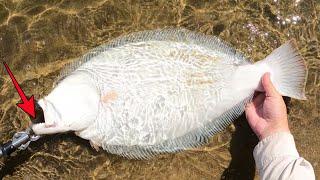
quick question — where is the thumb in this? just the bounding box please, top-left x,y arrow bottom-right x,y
262,73 -> 279,97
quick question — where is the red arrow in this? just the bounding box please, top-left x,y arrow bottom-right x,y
3,62 -> 36,118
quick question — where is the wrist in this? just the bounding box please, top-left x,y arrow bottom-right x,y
259,127 -> 290,140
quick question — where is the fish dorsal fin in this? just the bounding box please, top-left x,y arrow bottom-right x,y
55,28 -> 250,86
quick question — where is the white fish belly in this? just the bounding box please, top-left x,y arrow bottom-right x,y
76,40 -> 249,147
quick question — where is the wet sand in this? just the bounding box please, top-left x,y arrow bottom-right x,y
0,0 -> 319,179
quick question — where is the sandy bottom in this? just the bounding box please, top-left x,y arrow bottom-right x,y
0,0 -> 319,179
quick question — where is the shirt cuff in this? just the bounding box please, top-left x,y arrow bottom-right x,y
253,132 -> 300,171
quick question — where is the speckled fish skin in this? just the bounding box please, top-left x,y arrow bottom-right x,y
31,28 -> 307,159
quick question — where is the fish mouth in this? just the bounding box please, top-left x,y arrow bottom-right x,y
31,98 -> 68,135
32,122 -> 56,134
32,122 -> 69,135
31,109 -> 69,135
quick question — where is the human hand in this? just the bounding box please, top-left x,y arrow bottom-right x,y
245,73 -> 290,140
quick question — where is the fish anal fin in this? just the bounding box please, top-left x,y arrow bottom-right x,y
101,94 -> 254,159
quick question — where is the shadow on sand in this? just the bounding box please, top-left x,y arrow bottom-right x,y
220,113 -> 259,180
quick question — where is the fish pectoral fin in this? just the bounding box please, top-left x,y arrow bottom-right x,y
101,90 -> 118,104
32,123 -> 70,135
90,140 -> 100,151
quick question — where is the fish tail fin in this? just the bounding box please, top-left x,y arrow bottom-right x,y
261,39 -> 307,100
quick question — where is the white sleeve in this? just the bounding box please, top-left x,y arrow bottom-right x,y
253,132 -> 315,180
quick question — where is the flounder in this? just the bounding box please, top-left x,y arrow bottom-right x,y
32,28 -> 307,159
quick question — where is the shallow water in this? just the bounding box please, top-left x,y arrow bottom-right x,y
0,0 -> 319,179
